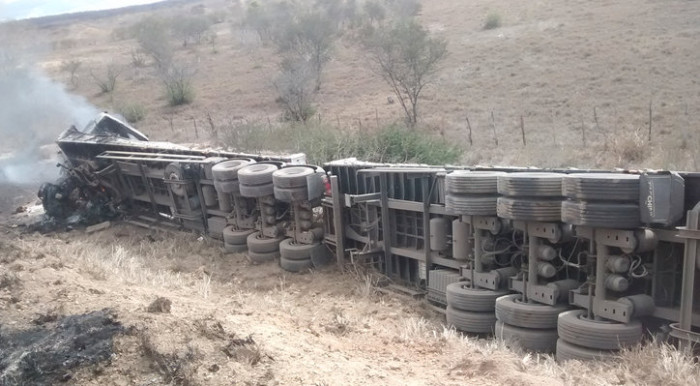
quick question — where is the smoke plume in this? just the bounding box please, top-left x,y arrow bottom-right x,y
0,50 -> 99,186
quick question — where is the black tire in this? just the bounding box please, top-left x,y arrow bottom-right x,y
445,171 -> 505,194
556,339 -> 617,362
446,306 -> 497,334
238,163 -> 279,186
497,197 -> 562,222
203,157 -> 228,180
445,195 -> 498,216
223,226 -> 255,245
495,294 -> 569,329
224,243 -> 247,254
164,163 -> 190,196
561,200 -> 641,229
246,231 -> 283,253
557,309 -> 643,350
214,179 -> 240,194
494,321 -> 559,353
562,173 -> 639,202
274,186 -> 308,202
239,183 -> 274,198
247,250 -> 280,264
446,282 -> 508,312
497,172 -> 565,197
212,159 -> 253,181
279,239 -> 318,261
273,166 -> 315,188
280,257 -> 314,273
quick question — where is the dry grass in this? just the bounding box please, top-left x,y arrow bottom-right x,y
2,224 -> 698,385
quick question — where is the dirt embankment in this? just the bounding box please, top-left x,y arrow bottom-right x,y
0,222 -> 697,385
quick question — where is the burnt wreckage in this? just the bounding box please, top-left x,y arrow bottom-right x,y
42,113 -> 700,361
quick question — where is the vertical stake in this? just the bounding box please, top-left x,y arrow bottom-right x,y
490,110 -> 498,147
648,98 -> 653,142
465,114 -> 473,146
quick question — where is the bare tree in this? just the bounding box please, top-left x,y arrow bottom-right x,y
90,63 -> 122,94
363,1 -> 387,26
274,56 -> 317,122
273,12 -> 337,90
172,15 -> 212,47
60,60 -> 81,87
133,17 -> 173,68
363,20 -> 447,127
160,62 -> 197,106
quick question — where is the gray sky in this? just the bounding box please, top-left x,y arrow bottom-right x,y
0,0 -> 161,21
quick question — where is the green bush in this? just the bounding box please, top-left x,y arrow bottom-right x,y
117,103 -> 147,123
165,81 -> 195,106
484,12 -> 502,30
222,121 -> 463,165
161,64 -> 196,106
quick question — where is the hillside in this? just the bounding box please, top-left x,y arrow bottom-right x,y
2,0 -> 699,170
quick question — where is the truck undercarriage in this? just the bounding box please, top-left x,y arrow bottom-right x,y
40,113 -> 700,361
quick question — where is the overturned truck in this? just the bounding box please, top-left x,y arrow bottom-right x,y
43,113 -> 700,361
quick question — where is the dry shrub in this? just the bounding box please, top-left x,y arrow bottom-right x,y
138,329 -> 198,385
612,342 -> 700,385
609,127 -> 648,166
0,270 -> 21,290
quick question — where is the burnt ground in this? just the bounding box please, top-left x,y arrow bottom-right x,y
0,184 -> 38,223
0,309 -> 123,386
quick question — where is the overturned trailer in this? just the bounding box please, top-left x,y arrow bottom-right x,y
42,114 -> 700,361
323,159 -> 700,360
45,113 -> 327,265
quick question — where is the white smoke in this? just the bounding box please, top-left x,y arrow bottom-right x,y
0,52 -> 99,186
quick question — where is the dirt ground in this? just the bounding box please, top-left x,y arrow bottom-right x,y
1,218 -> 698,386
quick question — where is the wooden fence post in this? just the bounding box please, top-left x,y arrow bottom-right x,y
490,110 -> 499,147
465,115 -> 473,146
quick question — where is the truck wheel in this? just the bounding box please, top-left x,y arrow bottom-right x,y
555,339 -> 617,362
273,186 -> 308,202
445,195 -> 499,216
496,197 -> 562,222
223,226 -> 255,245
273,166 -> 315,188
446,282 -> 508,312
561,201 -> 641,229
495,294 -> 568,329
247,250 -> 280,264
446,306 -> 497,334
445,171 -> 505,194
562,173 -> 639,202
280,257 -> 313,273
557,309 -> 643,350
212,159 -> 253,181
497,172 -> 564,197
494,320 -> 558,353
165,163 -> 190,196
279,239 -> 318,261
246,231 -> 283,253
224,243 -> 247,254
239,183 -> 274,198
238,163 -> 279,186
214,180 -> 240,194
